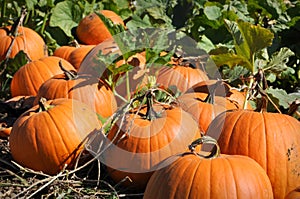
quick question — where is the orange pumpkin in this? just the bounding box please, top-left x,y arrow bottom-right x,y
0,25 -> 46,61
35,66 -> 117,118
206,109 -> 300,199
10,56 -> 75,96
102,103 -> 201,190
144,136 -> 274,199
9,98 -> 102,175
68,45 -> 95,69
156,65 -> 209,93
76,10 -> 124,45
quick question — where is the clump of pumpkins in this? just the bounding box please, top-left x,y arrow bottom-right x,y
0,8 -> 299,199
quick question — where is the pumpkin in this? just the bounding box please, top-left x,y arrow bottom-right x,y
178,92 -> 239,133
144,136 -> 274,199
9,98 -> 102,175
185,79 -> 250,109
206,109 -> 300,199
98,99 -> 201,190
178,80 -> 249,133
10,56 -> 75,96
78,38 -> 121,77
0,25 -> 46,61
53,45 -> 79,62
35,65 -> 117,118
76,10 -> 124,45
68,45 -> 95,70
156,65 -> 209,93
285,186 -> 300,199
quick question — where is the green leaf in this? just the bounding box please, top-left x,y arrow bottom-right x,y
49,1 -> 84,37
264,47 -> 294,72
266,87 -> 297,109
210,53 -> 251,69
237,19 -> 274,59
204,5 -> 222,20
221,65 -> 250,83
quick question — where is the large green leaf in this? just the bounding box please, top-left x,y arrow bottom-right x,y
210,53 -> 251,69
49,1 -> 84,37
224,19 -> 274,72
266,87 -> 297,109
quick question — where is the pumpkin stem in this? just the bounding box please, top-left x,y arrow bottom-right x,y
145,91 -> 160,121
59,60 -> 78,80
203,80 -> 222,104
188,135 -> 220,159
38,97 -> 53,112
287,99 -> 300,118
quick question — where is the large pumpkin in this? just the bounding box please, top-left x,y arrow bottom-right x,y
206,109 -> 300,199
0,25 -> 46,61
76,10 -> 124,45
144,136 -> 274,199
9,98 -> 102,175
35,67 -> 117,118
10,56 -> 75,96
98,103 -> 201,190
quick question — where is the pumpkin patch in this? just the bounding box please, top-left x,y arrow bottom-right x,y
0,1 -> 299,198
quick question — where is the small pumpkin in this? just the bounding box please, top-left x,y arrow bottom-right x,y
10,56 -> 75,96
206,109 -> 300,199
144,136 -> 274,199
9,98 -> 102,175
76,10 -> 124,45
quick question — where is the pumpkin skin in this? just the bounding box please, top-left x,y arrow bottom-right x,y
0,26 -> 46,61
76,10 -> 124,45
9,98 -> 102,175
156,65 -> 209,93
144,152 -> 274,198
10,56 -> 75,97
35,72 -> 117,118
285,186 -> 300,199
102,104 -> 201,190
53,45 -> 78,61
206,110 -> 300,199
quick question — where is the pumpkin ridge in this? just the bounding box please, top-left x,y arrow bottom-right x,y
226,111 -> 244,152
47,106 -> 73,164
226,157 -> 239,198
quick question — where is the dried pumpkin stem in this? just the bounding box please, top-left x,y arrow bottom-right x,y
58,60 -> 78,80
145,91 -> 159,120
188,135 -> 220,159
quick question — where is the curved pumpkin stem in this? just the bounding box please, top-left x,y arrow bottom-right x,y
188,135 -> 220,159
59,60 -> 78,80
